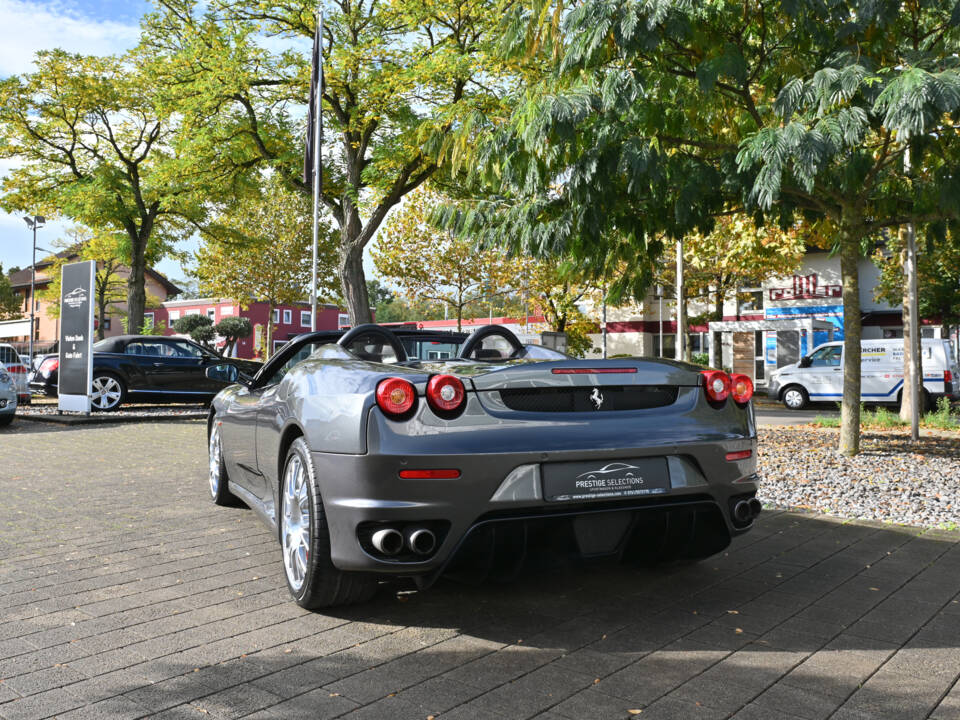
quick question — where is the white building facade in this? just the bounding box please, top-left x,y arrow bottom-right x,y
587,250 -> 955,386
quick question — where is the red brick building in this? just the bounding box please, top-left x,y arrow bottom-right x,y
156,299 -> 350,359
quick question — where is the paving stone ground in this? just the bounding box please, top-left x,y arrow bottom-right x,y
1,420 -> 959,720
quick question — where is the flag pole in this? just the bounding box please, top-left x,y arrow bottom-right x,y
310,6 -> 323,332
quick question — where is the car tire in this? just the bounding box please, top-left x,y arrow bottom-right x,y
0,414 -> 13,427
91,373 -> 125,411
280,437 -> 378,609
208,421 -> 242,506
781,385 -> 808,410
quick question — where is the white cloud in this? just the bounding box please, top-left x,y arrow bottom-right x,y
0,0 -> 140,76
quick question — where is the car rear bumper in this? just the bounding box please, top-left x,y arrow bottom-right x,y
312,432 -> 759,576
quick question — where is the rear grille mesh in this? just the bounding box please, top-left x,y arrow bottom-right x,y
497,385 -> 678,412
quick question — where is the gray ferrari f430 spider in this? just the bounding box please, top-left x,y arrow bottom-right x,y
207,324 -> 760,608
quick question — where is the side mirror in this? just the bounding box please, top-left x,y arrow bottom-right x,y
206,364 -> 240,384
798,356 -> 812,368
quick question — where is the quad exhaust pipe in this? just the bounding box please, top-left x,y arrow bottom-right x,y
733,499 -> 763,525
370,527 -> 437,556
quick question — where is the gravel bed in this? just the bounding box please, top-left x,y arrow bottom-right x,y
758,426 -> 960,529
16,402 -> 206,418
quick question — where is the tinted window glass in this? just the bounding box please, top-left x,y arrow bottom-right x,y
125,341 -> 172,357
166,341 -> 205,358
809,346 -> 841,367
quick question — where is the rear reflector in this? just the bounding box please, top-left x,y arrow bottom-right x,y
551,368 -> 638,374
398,469 -> 461,479
945,370 -> 953,384
725,450 -> 753,461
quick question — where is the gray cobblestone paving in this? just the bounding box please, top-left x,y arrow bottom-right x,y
1,420 -> 959,719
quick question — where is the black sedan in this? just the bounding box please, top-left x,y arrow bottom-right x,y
30,335 -> 261,411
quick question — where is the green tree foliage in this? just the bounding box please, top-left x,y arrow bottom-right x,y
373,189 -> 519,331
39,228 -> 128,339
0,50 -> 208,333
443,0 -> 960,456
172,313 -> 214,346
0,265 -> 21,321
140,0 -> 512,326
215,316 -> 253,358
193,175 -> 338,358
876,232 -> 960,329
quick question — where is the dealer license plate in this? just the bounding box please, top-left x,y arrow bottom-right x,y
542,457 -> 670,502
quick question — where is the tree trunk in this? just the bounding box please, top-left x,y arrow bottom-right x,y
838,219 -> 862,457
338,236 -> 371,326
97,298 -> 107,340
126,242 -> 146,334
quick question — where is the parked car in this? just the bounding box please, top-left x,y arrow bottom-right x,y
30,335 -> 262,411
768,338 -> 960,410
209,324 -> 759,609
0,343 -> 30,406
0,369 -> 17,426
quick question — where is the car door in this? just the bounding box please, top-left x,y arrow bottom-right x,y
121,340 -> 171,392
805,345 -> 843,401
218,382 -> 265,499
152,339 -> 210,395
255,339 -> 336,500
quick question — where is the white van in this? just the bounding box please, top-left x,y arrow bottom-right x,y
768,338 -> 959,410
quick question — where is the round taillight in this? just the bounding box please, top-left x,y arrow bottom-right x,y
702,370 -> 731,404
730,373 -> 754,405
376,377 -> 416,417
426,374 -> 465,413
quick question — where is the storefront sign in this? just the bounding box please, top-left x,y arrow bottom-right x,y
768,273 -> 842,302
58,261 -> 95,413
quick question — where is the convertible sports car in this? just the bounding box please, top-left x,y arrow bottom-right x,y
208,324 -> 759,608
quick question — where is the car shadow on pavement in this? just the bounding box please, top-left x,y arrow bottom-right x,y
2,512 -> 953,720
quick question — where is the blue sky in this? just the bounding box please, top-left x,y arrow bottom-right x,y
0,0 -> 187,285
0,0 -> 376,292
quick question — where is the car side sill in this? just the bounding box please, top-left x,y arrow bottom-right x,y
228,481 -> 278,535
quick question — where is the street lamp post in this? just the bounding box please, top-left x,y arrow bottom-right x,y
22,215 -> 46,365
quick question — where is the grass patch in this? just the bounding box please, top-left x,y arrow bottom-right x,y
812,414 -> 840,428
810,399 -> 960,431
925,397 -> 960,430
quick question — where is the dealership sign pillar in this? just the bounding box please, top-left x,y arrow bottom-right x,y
58,260 -> 95,413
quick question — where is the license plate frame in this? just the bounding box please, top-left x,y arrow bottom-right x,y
541,457 -> 670,502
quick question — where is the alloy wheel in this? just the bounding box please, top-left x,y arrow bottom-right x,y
91,376 -> 122,410
281,454 -> 311,592
208,424 -> 222,497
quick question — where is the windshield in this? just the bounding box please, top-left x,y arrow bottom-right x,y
402,338 -> 462,360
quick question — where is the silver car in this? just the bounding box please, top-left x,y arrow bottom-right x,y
208,324 -> 760,608
0,369 -> 17,427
